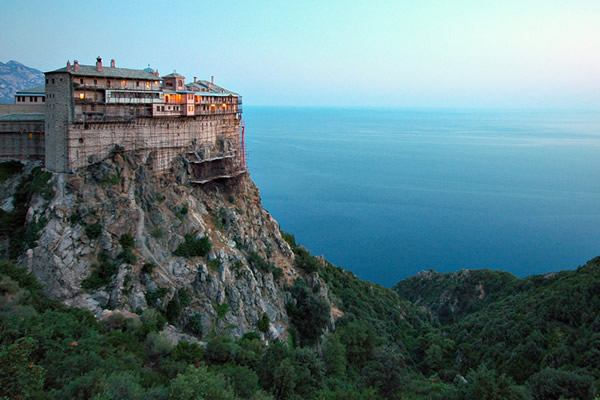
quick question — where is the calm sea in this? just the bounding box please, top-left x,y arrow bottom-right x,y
244,107 -> 600,287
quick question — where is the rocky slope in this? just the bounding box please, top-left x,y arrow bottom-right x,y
1,153 -> 335,341
0,60 -> 44,103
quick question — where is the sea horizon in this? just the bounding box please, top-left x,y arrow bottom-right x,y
244,106 -> 600,287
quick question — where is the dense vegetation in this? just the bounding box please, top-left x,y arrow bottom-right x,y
2,164 -> 600,400
395,258 -> 600,399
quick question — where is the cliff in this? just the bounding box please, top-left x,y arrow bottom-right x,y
0,153 -> 334,341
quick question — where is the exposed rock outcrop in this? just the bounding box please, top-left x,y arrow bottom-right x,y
4,154 -> 334,341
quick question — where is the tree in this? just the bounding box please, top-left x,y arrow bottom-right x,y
169,365 -> 235,400
287,279 -> 331,345
323,335 -> 347,378
527,368 -> 597,400
463,365 -> 527,400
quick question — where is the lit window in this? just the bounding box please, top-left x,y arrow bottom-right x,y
222,103 -> 227,108
79,93 -> 85,99
146,82 -> 150,89
122,80 -> 127,87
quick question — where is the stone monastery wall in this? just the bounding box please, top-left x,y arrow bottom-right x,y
66,114 -> 240,172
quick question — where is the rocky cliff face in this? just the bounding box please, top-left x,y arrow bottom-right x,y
2,153 -> 334,341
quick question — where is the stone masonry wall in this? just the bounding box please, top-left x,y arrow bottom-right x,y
0,121 -> 45,161
45,72 -> 72,172
66,113 -> 240,172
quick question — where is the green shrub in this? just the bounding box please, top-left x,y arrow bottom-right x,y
151,227 -> 164,238
81,252 -> 119,290
142,262 -> 156,274
141,308 -> 167,331
207,258 -> 221,271
24,214 -> 47,248
258,312 -> 270,333
212,208 -> 227,230
145,287 -> 169,307
68,212 -> 81,224
145,332 -> 173,358
280,230 -> 297,248
173,234 -> 211,258
185,313 -> 203,336
294,246 -> 320,273
175,204 -> 189,221
85,221 -> 102,240
166,295 -> 182,324
120,247 -> 136,265
206,336 -> 237,364
119,233 -> 134,249
215,303 -> 229,320
248,251 -> 283,280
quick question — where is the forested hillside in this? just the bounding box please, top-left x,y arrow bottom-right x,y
2,159 -> 600,399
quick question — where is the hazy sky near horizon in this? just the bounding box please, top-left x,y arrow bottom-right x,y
1,0 -> 599,108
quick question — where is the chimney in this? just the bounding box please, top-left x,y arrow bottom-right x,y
74,60 -> 79,72
211,75 -> 214,85
96,56 -> 103,72
194,77 -> 197,83
110,59 -> 115,68
66,60 -> 71,71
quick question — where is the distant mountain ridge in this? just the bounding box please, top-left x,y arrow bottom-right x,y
0,60 -> 45,103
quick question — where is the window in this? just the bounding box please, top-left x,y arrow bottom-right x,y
107,80 -> 111,88
79,93 -> 85,100
52,79 -> 55,84
122,80 -> 127,87
136,81 -> 140,87
80,78 -> 84,84
94,79 -> 97,85
46,79 -> 48,84
146,82 -> 150,89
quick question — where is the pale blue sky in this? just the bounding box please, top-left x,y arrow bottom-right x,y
1,0 -> 599,108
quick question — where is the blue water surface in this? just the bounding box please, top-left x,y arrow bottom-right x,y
244,107 -> 600,286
